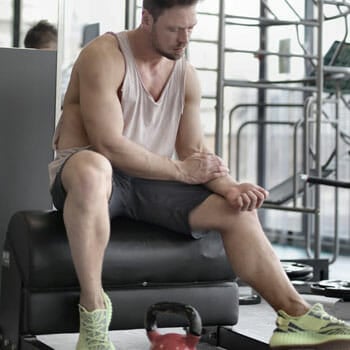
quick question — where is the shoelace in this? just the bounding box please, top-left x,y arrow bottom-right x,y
311,306 -> 347,326
82,314 -> 110,349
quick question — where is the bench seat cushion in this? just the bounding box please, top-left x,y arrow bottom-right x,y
7,211 -> 235,289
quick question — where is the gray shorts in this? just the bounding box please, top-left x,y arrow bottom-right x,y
50,157 -> 213,237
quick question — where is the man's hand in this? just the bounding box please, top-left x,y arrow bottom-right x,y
176,152 -> 229,184
224,183 -> 269,211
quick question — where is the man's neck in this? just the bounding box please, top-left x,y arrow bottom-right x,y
127,28 -> 168,68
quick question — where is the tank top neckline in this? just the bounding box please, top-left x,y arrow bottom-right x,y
114,31 -> 178,105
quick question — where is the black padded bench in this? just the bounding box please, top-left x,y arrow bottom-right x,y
0,210 -> 239,350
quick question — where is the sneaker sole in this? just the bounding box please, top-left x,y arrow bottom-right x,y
271,339 -> 350,350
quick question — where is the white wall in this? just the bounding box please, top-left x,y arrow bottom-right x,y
62,0 -> 125,67
56,0 -> 125,124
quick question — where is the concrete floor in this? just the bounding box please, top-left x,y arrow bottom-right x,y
38,244 -> 350,349
38,329 -> 224,349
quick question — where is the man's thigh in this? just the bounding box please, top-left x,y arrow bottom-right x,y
110,171 -> 213,237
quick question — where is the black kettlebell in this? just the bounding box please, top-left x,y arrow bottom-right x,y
145,302 -> 202,350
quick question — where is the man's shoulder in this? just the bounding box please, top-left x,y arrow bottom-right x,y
87,33 -> 121,53
78,32 -> 123,66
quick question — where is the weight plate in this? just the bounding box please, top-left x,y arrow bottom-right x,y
318,280 -> 350,290
311,280 -> 350,301
293,271 -> 314,281
282,262 -> 314,278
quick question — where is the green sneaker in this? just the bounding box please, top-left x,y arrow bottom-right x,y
103,291 -> 113,326
76,294 -> 115,350
270,303 -> 350,349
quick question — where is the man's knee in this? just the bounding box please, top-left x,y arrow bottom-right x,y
62,150 -> 113,198
190,193 -> 234,231
210,197 -> 260,232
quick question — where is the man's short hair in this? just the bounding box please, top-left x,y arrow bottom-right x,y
143,0 -> 199,21
24,20 -> 57,49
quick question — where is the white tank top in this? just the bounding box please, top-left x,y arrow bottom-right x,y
48,31 -> 186,188
116,31 -> 186,157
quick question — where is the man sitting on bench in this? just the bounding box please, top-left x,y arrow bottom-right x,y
48,0 -> 350,349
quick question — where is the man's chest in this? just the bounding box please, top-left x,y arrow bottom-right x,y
138,63 -> 174,102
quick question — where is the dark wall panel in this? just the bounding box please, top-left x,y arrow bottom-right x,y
0,47 -> 56,252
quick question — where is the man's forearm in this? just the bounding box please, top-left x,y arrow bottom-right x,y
97,136 -> 227,184
99,136 -> 181,181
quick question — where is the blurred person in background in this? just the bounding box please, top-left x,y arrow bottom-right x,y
24,20 -> 57,50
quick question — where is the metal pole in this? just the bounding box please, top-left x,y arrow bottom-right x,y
215,0 -> 225,157
55,0 -> 65,125
125,0 -> 130,29
329,83 -> 340,264
125,0 -> 136,29
314,0 -> 324,258
257,0 -> 267,188
12,0 -> 21,47
303,96 -> 315,258
302,0 -> 315,263
304,1 -> 315,77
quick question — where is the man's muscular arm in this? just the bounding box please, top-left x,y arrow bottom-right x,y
176,63 -> 268,210
77,36 -> 227,184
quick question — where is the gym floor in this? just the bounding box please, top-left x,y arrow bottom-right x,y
38,244 -> 350,349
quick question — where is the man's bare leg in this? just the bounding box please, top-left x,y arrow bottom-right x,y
61,150 -> 113,311
189,193 -> 310,316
